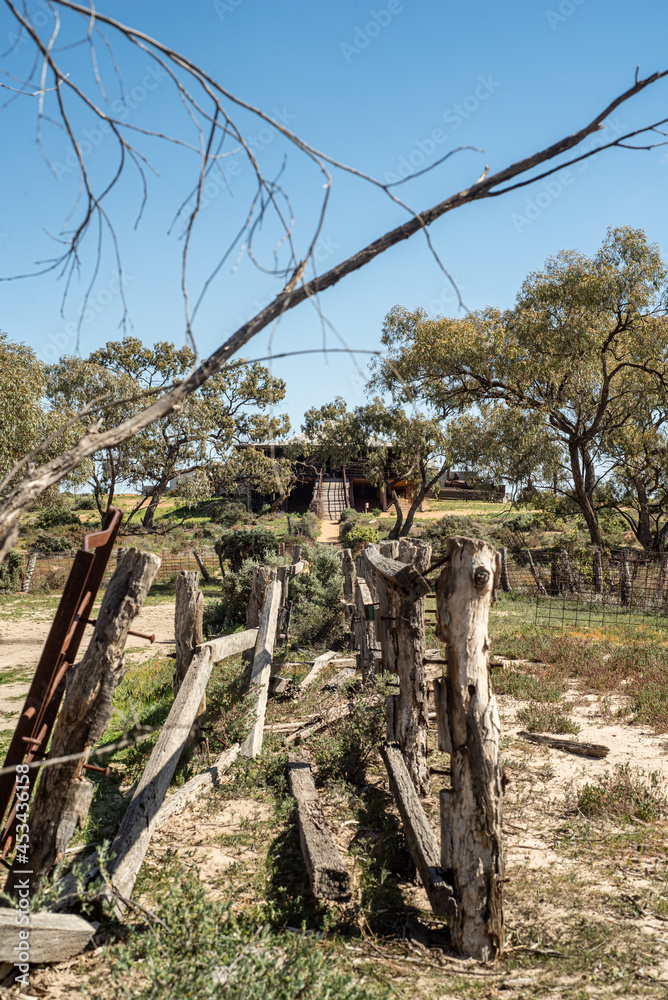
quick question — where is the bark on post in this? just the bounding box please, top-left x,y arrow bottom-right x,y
365,540 -> 431,795
340,547 -> 355,602
174,571 -> 206,747
376,540 -> 400,673
435,536 -> 504,961
9,548 -> 161,895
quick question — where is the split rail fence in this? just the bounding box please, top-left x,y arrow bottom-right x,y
0,531 -> 505,968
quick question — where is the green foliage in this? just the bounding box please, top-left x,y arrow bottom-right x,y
375,227 -> 668,546
92,874 -> 385,1000
289,511 -> 318,540
203,562 -> 255,635
73,495 -> 97,510
210,501 -> 253,527
0,332 -> 47,485
216,526 -> 279,571
0,549 -> 24,592
576,764 -> 667,823
32,506 -> 80,530
339,520 -> 378,547
311,695 -> 385,785
288,543 -> 346,651
517,703 -> 580,734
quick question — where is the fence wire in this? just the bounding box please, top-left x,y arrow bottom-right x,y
507,551 -> 668,628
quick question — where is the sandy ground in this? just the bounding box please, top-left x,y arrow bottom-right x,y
0,600 -> 176,724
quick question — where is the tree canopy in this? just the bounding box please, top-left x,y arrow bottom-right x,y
374,226 -> 668,548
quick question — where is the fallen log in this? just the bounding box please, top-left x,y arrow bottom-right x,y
517,731 -> 609,758
0,910 -> 98,963
381,742 -> 456,919
322,666 -> 357,692
287,752 -> 351,902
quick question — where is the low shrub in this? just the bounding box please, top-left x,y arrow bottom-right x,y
0,549 -> 24,592
210,501 -> 253,527
203,562 -> 255,636
576,764 -> 667,823
310,694 -> 385,785
215,526 -> 279,572
339,520 -> 378,547
288,543 -> 346,651
91,874 -> 384,1000
517,703 -> 580,735
33,507 -> 80,530
73,496 -> 97,511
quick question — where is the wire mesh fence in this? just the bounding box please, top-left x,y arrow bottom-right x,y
506,550 -> 668,628
26,546 -> 220,592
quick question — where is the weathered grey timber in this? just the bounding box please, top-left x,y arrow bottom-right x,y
299,650 -> 337,690
0,910 -> 98,963
105,628 -> 257,909
353,577 -> 380,678
240,580 -> 282,757
436,536 -> 504,961
285,702 -> 353,745
432,678 -> 452,754
322,666 -> 357,692
174,570 -> 205,745
366,539 -> 431,795
340,547 -> 355,601
9,549 -> 160,895
375,540 -> 399,672
525,547 -> 548,596
287,752 -> 351,901
381,742 -> 456,919
192,548 -> 212,583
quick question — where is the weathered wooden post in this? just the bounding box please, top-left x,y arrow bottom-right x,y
340,547 -> 355,601
174,570 -> 206,748
192,548 -> 212,583
366,540 -> 431,795
10,549 -> 161,894
240,579 -> 282,757
620,551 -> 631,606
353,577 -> 378,678
434,537 -> 504,961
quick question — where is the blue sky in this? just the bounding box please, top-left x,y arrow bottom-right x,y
1,0 -> 667,432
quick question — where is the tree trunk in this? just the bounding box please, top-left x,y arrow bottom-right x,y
388,488 -> 404,539
569,440 -> 603,548
632,476 -> 654,551
142,482 -> 168,529
435,537 -> 504,961
8,548 -> 161,895
174,571 -> 205,745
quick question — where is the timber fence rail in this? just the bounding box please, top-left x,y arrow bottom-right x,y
21,546 -> 220,592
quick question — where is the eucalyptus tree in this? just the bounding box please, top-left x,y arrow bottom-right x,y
375,227 -> 668,548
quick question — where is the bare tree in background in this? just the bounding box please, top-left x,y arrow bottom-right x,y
0,0 -> 667,560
